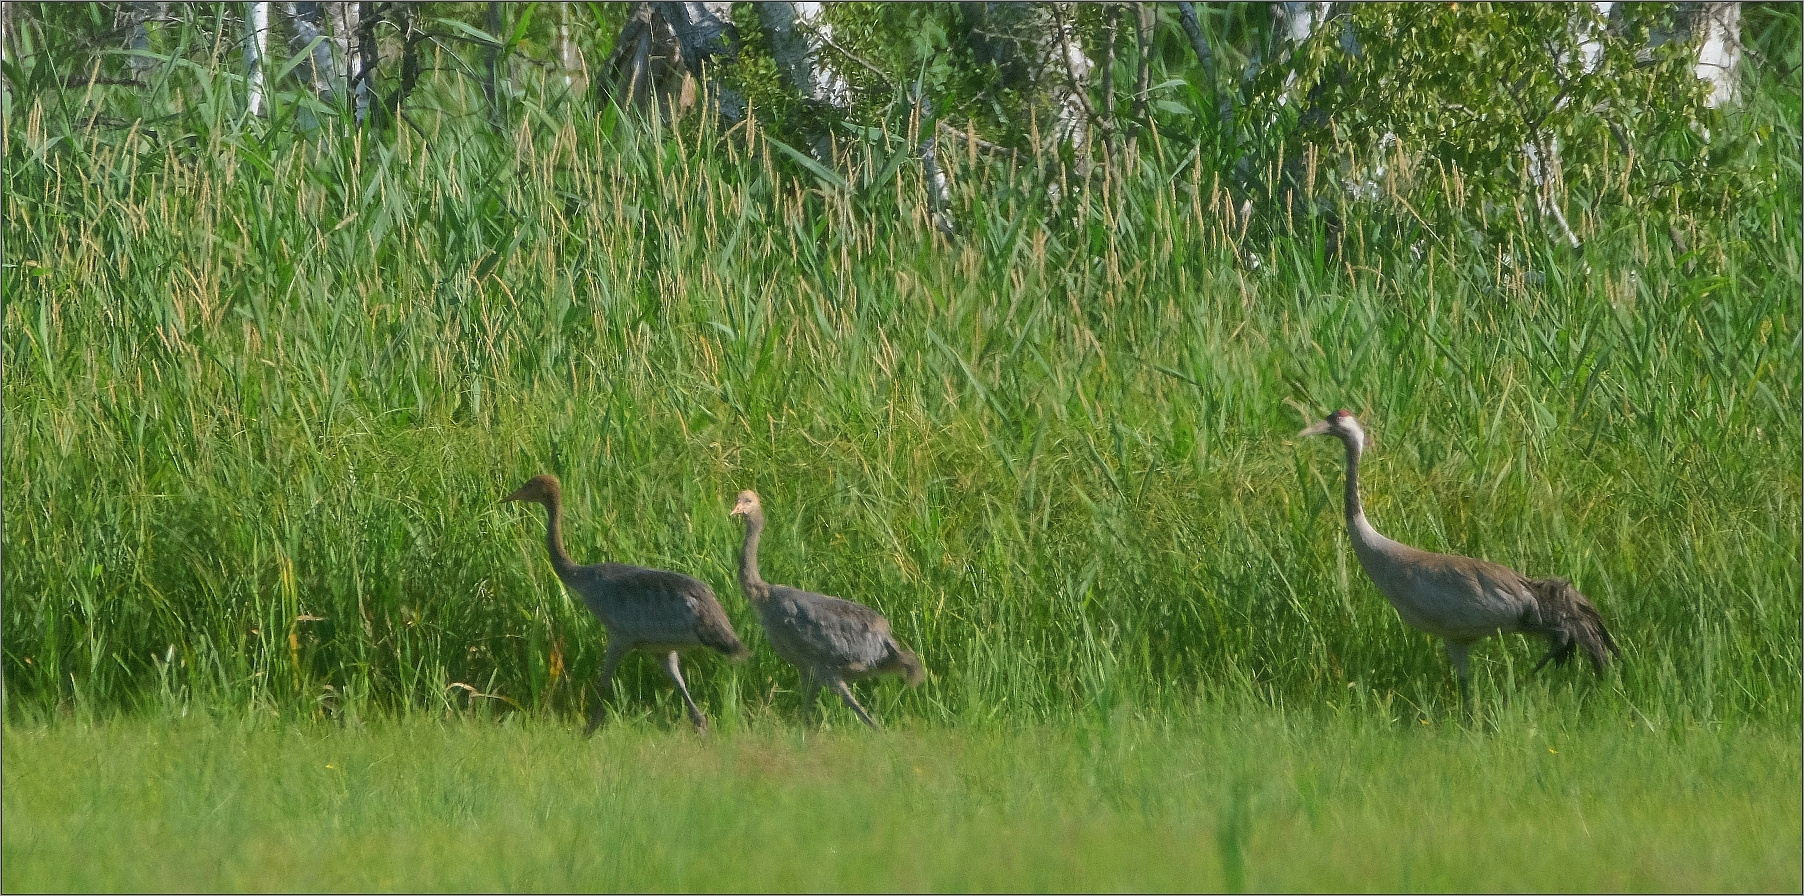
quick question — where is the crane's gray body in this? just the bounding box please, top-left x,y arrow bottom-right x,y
753,584 -> 918,686
1348,521 -> 1541,644
563,561 -> 744,656
506,474 -> 747,734
1301,411 -> 1618,701
732,491 -> 924,728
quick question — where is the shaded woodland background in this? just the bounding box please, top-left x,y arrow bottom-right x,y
2,2 -> 1786,240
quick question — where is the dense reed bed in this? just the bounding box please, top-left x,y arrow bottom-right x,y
3,36 -> 1798,730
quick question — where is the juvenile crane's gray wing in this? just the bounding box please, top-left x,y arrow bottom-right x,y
573,563 -> 748,657
765,586 -> 902,673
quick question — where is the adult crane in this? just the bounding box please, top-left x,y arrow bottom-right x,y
1297,410 -> 1618,704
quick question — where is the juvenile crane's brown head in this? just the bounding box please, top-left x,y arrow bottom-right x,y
729,490 -> 763,521
1297,409 -> 1367,450
504,474 -> 562,505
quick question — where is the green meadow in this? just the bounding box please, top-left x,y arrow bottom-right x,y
3,4 -> 1800,891
5,710 -> 1799,892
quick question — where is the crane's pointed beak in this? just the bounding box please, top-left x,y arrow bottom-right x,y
1297,420 -> 1332,438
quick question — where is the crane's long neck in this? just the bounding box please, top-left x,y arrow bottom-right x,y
738,511 -> 770,601
1340,432 -> 1390,554
1342,434 -> 1365,527
541,493 -> 577,579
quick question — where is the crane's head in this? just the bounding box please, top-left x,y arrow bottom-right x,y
1297,409 -> 1366,449
504,474 -> 561,505
729,490 -> 763,520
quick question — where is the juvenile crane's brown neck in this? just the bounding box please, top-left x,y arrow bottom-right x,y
737,509 -> 770,601
538,489 -> 578,579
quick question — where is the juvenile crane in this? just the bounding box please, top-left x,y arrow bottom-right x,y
1297,410 -> 1619,702
730,490 -> 924,729
505,474 -> 748,734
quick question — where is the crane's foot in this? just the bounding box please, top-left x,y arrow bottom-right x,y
689,712 -> 710,735
583,707 -> 607,737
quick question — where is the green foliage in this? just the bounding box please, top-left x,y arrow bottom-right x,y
4,710 -> 1800,891
1263,5 -> 1709,214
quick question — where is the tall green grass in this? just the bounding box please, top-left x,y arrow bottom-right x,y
2,34 -> 1798,728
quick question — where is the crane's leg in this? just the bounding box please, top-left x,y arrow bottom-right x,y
1445,641 -> 1473,717
828,678 -> 880,730
586,640 -> 629,736
663,650 -> 709,733
798,673 -> 823,725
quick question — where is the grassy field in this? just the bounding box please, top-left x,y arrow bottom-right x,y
4,708 -> 1798,892
3,8 -> 1801,892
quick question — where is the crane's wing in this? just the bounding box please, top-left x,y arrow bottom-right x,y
1370,545 -> 1541,641
764,586 -> 900,671
571,563 -> 747,657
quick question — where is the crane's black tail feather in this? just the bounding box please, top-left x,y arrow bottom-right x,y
1527,577 -> 1620,674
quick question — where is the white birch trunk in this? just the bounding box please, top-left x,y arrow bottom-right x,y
557,2 -> 582,90
1276,1 -> 1331,45
1692,2 -> 1741,108
283,2 -> 338,103
118,2 -> 165,82
324,1 -> 362,117
1648,3 -> 1743,110
1573,1 -> 1611,75
327,2 -> 373,122
919,93 -> 954,236
1525,2 -> 1611,250
1045,5 -> 1092,153
962,3 -> 1092,154
599,3 -> 690,116
326,1 -> 357,110
1272,1 -> 1331,106
651,1 -> 744,120
243,2 -> 270,115
758,2 -> 849,107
